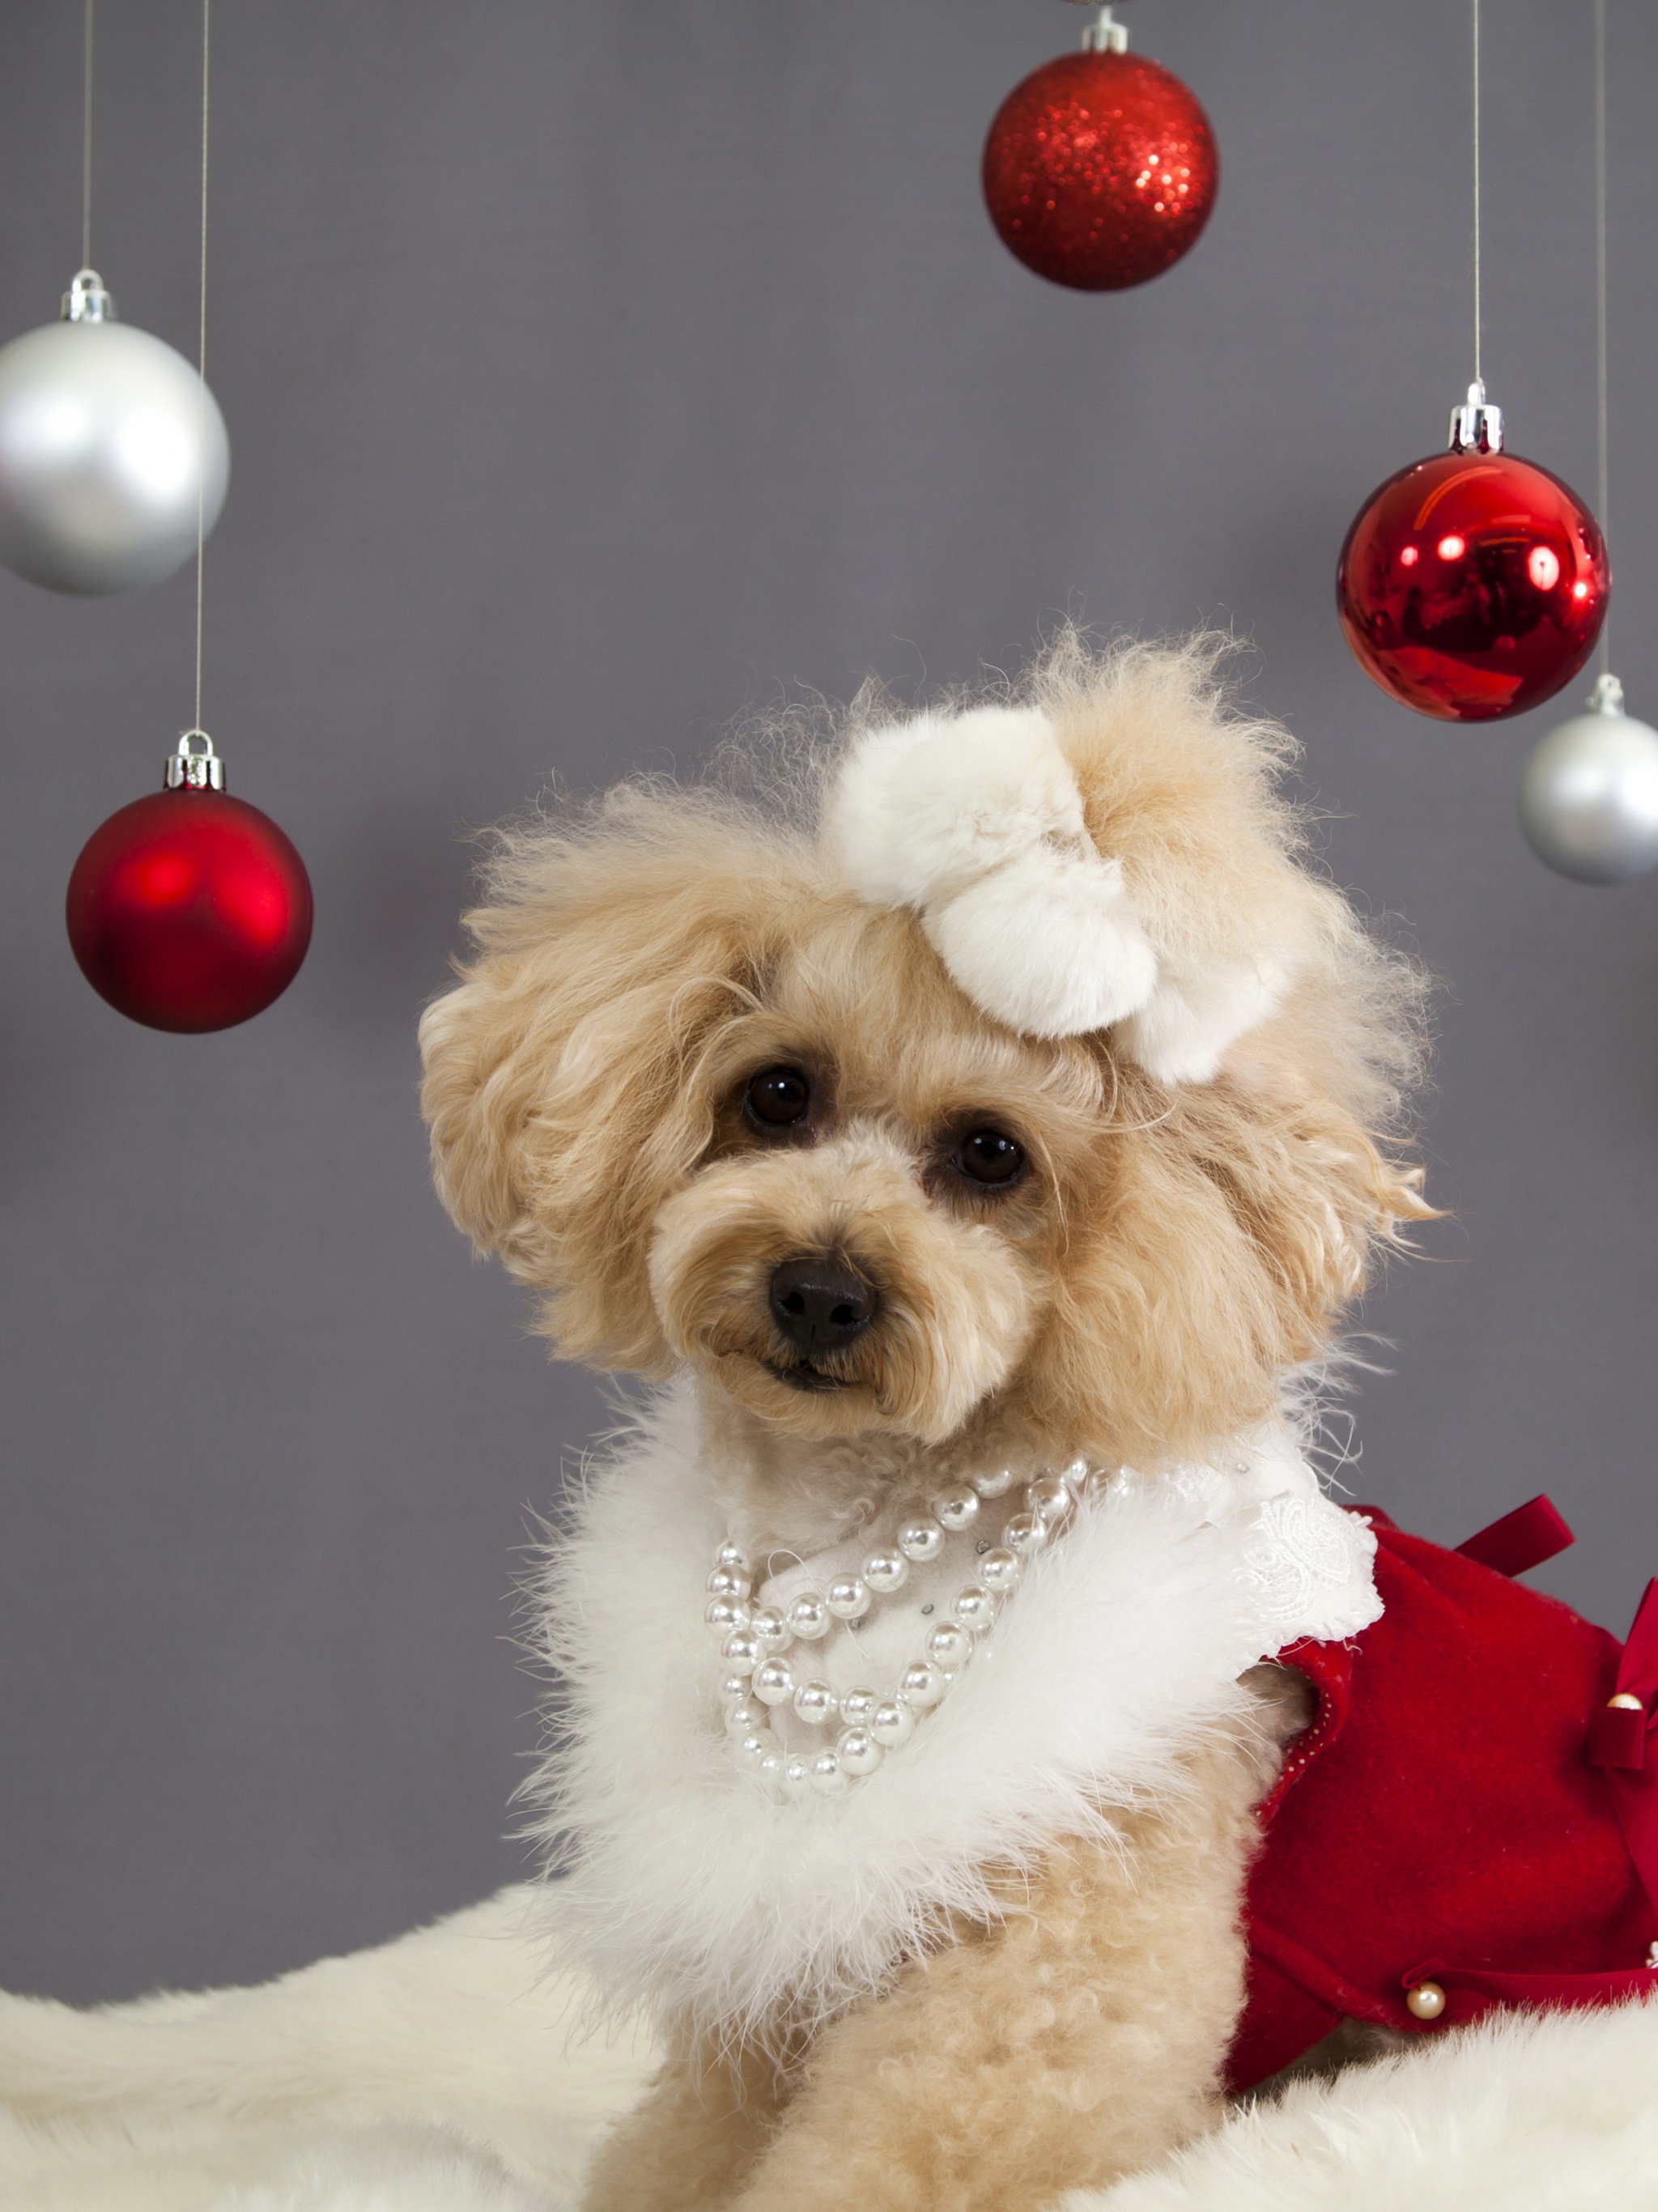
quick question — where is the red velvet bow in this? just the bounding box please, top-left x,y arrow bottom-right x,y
1397,1539 -> 1658,2030
1588,1576 -> 1658,1921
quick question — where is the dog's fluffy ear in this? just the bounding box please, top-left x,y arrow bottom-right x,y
999,638 -> 1435,1450
1028,1061 -> 1434,1463
419,791 -> 801,1370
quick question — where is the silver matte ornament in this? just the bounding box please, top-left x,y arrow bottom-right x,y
0,270 -> 229,595
1520,673 -> 1658,884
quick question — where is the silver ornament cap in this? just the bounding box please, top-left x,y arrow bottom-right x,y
0,270 -> 230,595
1449,379 -> 1505,456
1520,672 -> 1658,885
164,729 -> 226,791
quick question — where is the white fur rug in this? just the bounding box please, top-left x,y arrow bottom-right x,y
2,1887 -> 1656,2210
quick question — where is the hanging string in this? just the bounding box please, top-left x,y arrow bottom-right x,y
1471,0 -> 1482,387
1595,0 -> 1610,675
192,0 -> 210,736
80,0 -> 93,269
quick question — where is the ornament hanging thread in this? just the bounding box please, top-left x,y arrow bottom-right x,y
1336,0 -> 1609,723
1518,0 -> 1658,885
65,0 -> 312,1033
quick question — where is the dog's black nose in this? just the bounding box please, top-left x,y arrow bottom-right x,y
768,1256 -> 876,1355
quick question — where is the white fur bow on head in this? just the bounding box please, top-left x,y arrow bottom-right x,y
823,704 -> 1290,1083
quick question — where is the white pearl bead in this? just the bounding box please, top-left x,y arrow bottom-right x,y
978,1546 -> 1022,1596
737,1730 -> 772,1763
1060,1457 -> 1091,1493
869,1696 -> 916,1748
971,1466 -> 1019,1499
900,1660 -> 947,1710
1027,1474 -> 1073,1527
719,1670 -> 753,1706
725,1699 -> 766,1738
898,1516 -> 944,1563
839,1686 -> 878,1727
789,1593 -> 831,1641
721,1629 -> 761,1675
931,1484 -> 980,1533
864,1549 -> 908,1594
706,1567 -> 751,1602
835,1725 -> 884,1776
750,1606 -> 790,1652
758,1750 -> 786,1789
705,1597 -> 750,1636
793,1679 -> 838,1727
810,1750 -> 848,1795
1001,1512 -> 1046,1556
714,1541 -> 751,1576
752,1656 -> 797,1707
925,1621 -> 972,1673
1084,1467 -> 1118,1507
783,1755 -> 811,1797
952,1587 -> 997,1636
827,1576 -> 869,1619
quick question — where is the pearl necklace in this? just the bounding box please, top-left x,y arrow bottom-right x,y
707,1457 -> 1104,1798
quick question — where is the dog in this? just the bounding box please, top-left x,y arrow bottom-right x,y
416,631 -> 1437,2210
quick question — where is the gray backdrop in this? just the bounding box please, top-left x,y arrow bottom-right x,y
2,0 -> 1655,2004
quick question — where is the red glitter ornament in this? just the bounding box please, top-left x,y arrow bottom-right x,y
1337,385 -> 1609,723
66,731 -> 312,1032
981,18 -> 1218,293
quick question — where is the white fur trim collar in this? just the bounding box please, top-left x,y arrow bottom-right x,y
526,1383 -> 1379,2038
823,704 -> 1292,1081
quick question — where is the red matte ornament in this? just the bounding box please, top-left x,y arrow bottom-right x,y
1337,387 -> 1609,722
66,732 -> 312,1033
982,42 -> 1218,292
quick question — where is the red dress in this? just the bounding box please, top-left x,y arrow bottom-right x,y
1226,1500 -> 1658,2092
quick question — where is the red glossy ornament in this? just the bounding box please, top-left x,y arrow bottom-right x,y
66,732 -> 312,1032
1337,387 -> 1609,723
982,38 -> 1218,292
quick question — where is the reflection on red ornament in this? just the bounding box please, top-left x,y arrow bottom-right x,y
66,733 -> 312,1032
1337,386 -> 1609,722
982,45 -> 1218,292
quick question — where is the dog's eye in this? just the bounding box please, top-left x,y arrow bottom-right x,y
745,1066 -> 811,1129
953,1129 -> 1026,1187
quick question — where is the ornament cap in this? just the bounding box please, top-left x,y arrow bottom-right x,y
1072,2 -> 1129,53
164,729 -> 226,792
61,268 -> 116,324
1588,671 -> 1625,717
1449,380 -> 1504,455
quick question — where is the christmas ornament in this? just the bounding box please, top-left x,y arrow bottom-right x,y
982,3 -> 1217,292
1513,8 -> 1658,885
66,731 -> 312,1033
1520,674 -> 1658,884
0,267 -> 229,595
0,5 -> 230,596
1336,384 -> 1609,723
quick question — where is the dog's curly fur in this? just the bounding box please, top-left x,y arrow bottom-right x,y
419,632 -> 1433,2209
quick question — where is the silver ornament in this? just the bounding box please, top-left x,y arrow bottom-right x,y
1520,673 -> 1658,884
0,270 -> 229,595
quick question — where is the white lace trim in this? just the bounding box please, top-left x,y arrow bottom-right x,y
1239,1489 -> 1378,1637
